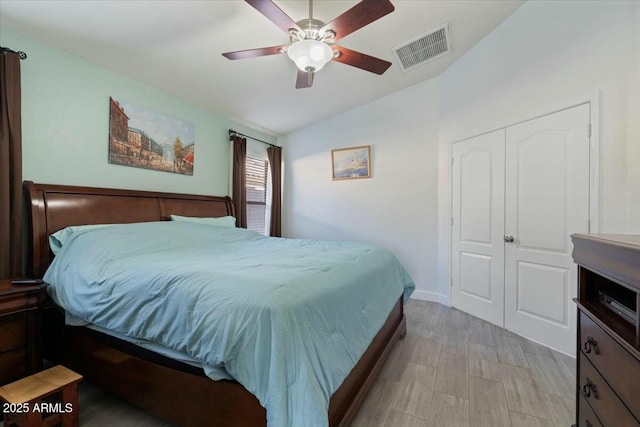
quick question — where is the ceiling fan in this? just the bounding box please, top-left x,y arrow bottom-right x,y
222,0 -> 395,89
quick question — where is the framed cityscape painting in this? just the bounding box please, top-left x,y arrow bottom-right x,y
109,97 -> 195,175
331,145 -> 371,180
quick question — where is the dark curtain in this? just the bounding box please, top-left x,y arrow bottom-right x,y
267,146 -> 282,237
231,135 -> 247,228
0,52 -> 23,279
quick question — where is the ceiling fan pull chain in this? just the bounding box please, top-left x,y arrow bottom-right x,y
309,0 -> 313,20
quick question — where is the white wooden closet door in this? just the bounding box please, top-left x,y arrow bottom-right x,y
451,130 -> 505,326
504,104 -> 590,356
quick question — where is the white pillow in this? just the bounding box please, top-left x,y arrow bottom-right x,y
170,215 -> 237,228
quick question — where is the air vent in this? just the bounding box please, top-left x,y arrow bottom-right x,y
392,23 -> 452,72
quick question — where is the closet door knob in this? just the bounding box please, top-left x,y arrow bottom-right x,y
504,236 -> 515,243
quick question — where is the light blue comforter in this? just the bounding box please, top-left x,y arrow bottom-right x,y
43,222 -> 414,427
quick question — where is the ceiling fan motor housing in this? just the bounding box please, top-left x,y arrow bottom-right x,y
290,19 -> 334,42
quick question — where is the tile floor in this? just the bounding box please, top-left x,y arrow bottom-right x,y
351,299 -> 576,427
62,299 -> 577,426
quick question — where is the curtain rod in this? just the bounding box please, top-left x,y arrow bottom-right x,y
0,47 -> 27,60
229,129 -> 278,148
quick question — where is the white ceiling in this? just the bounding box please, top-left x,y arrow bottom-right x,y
0,0 -> 524,135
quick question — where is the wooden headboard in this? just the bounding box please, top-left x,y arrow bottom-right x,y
25,181 -> 234,278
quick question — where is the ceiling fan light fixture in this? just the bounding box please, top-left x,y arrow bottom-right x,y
287,39 -> 333,72
320,30 -> 336,41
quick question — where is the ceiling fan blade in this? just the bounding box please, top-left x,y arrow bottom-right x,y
332,46 -> 392,75
222,45 -> 286,60
295,69 -> 314,89
321,0 -> 394,42
245,0 -> 302,34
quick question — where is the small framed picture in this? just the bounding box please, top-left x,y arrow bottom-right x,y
331,145 -> 371,180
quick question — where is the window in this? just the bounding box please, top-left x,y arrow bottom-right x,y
246,155 -> 269,234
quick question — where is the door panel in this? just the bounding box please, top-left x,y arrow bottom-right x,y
451,130 -> 505,326
505,103 -> 590,355
460,252 -> 492,301
460,151 -> 493,244
516,133 -> 568,252
516,261 -> 568,325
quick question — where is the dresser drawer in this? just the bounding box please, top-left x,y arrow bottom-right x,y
579,352 -> 639,427
578,394 -> 603,427
580,311 -> 640,419
0,314 -> 27,353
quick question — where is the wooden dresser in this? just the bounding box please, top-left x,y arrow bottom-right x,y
0,279 -> 46,385
572,234 -> 640,427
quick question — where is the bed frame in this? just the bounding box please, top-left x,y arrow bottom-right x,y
25,181 -> 406,427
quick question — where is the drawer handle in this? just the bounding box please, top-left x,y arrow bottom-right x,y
582,378 -> 597,398
583,336 -> 598,354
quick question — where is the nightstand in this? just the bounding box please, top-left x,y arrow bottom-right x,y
0,279 -> 47,385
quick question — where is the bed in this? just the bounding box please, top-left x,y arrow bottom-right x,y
25,181 -> 412,427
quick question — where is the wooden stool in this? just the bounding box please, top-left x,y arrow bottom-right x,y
0,365 -> 83,427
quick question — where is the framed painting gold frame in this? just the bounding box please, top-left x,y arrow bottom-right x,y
331,145 -> 371,181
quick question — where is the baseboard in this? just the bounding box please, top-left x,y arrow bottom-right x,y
410,290 -> 449,306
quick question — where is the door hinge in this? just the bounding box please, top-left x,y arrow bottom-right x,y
451,217 -> 454,226
588,124 -> 592,137
450,277 -> 453,287
451,157 -> 454,166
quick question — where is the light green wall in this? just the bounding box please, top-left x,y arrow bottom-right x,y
1,29 -> 276,196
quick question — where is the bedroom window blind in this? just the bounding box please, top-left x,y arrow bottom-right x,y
246,155 -> 269,234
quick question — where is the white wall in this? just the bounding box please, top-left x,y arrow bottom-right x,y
437,0 -> 640,299
282,79 -> 442,301
630,2 -> 640,234
284,0 -> 639,305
